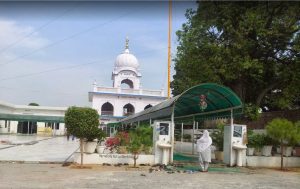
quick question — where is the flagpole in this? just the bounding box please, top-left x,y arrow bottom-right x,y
167,0 -> 172,98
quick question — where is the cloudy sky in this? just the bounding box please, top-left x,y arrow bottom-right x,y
0,1 -> 197,107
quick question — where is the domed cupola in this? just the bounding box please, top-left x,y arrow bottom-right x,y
112,37 -> 142,90
114,38 -> 139,70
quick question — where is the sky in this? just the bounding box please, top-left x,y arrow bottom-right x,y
0,1 -> 197,107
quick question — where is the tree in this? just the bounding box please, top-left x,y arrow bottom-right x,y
64,106 -> 100,167
266,118 -> 300,170
28,103 -> 39,106
172,2 -> 300,114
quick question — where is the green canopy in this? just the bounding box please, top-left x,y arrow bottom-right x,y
120,83 -> 243,124
0,113 -> 64,123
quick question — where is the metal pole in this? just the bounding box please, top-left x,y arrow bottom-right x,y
27,122 -> 29,135
170,104 -> 175,163
167,0 -> 172,98
192,118 -> 195,155
181,122 -> 183,153
230,109 -> 234,166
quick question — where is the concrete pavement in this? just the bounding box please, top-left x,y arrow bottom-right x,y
0,135 -> 79,162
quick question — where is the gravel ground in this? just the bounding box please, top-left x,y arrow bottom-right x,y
0,163 -> 299,189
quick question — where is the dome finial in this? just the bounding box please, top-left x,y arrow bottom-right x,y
125,36 -> 129,50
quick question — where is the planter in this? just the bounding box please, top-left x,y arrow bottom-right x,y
96,145 -> 107,154
83,141 -> 97,154
283,146 -> 293,157
262,145 -> 273,156
214,151 -> 224,161
254,148 -> 262,156
247,147 -> 255,156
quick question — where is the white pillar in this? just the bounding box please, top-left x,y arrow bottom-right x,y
192,119 -> 195,155
230,109 -> 234,166
181,123 -> 183,153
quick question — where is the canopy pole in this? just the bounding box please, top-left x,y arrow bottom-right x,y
230,109 -> 233,166
192,117 -> 195,155
181,122 -> 183,153
170,104 -> 175,163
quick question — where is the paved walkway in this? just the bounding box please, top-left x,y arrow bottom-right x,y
0,135 -> 79,162
0,163 -> 299,189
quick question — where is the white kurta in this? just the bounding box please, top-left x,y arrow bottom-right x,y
199,147 -> 211,163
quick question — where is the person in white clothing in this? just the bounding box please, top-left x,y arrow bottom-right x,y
196,130 -> 212,172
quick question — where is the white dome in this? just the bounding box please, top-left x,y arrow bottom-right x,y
115,49 -> 139,69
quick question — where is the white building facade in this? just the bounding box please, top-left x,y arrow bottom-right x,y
0,100 -> 66,136
89,39 -> 167,125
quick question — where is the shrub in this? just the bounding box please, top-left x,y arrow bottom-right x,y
266,118 -> 300,170
65,106 -> 100,167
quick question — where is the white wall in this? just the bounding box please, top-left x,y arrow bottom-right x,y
73,153 -> 155,165
93,94 -> 164,117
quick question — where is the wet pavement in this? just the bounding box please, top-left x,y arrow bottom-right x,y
0,135 -> 79,162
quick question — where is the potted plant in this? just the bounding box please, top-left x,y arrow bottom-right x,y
116,131 -> 130,154
251,133 -> 264,156
96,131 -> 107,154
105,137 -> 120,153
65,106 -> 100,167
246,130 -> 255,156
211,124 -> 224,161
261,134 -> 274,156
266,118 -> 300,170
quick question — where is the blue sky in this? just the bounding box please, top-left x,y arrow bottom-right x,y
0,1 -> 197,107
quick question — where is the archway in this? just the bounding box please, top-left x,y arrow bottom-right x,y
101,102 -> 114,116
144,104 -> 153,110
123,103 -> 135,116
121,79 -> 134,89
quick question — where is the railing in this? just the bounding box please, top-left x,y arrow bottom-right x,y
101,111 -> 114,116
95,86 -> 164,97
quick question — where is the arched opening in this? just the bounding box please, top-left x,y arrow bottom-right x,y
123,103 -> 135,116
144,104 -> 153,110
101,102 -> 114,116
121,79 -> 134,89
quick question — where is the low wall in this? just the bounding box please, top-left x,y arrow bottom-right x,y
246,156 -> 300,168
74,153 -> 155,165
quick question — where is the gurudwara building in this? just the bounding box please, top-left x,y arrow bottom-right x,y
89,38 -> 167,126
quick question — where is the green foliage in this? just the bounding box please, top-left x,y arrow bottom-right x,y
211,124 -> 224,151
28,103 -> 39,106
247,133 -> 264,149
266,118 -> 300,170
64,106 -> 100,140
266,118 -> 299,146
244,103 -> 261,121
172,2 -> 300,111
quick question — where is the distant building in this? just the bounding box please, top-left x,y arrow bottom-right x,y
89,38 -> 167,126
0,100 -> 66,135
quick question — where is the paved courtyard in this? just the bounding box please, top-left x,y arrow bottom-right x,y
0,163 -> 299,189
0,135 -> 78,162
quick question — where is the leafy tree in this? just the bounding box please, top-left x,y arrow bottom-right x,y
172,2 -> 300,114
64,106 -> 100,167
28,103 -> 39,106
126,132 -> 142,168
266,118 -> 300,170
126,125 -> 153,167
